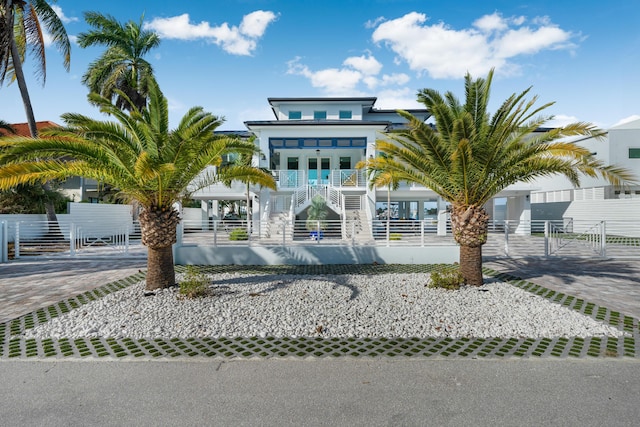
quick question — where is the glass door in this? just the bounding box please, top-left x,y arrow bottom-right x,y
320,158 -> 330,185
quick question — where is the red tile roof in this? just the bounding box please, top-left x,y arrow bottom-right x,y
0,121 -> 60,137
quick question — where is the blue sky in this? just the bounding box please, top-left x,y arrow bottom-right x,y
1,0 -> 639,130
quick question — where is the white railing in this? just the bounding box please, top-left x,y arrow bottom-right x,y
330,169 -> 366,187
273,169 -> 368,189
273,170 -> 305,188
328,187 -> 342,210
5,218 -> 640,261
5,220 -> 145,259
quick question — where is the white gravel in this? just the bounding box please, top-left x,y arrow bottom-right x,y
18,273 -> 625,340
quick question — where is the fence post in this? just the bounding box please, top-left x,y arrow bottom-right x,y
213,220 -> 218,247
503,220 -> 509,256
600,221 -> 607,257
125,226 -> 130,255
176,222 -> 183,247
544,221 -> 549,257
14,222 -> 20,259
420,219 -> 425,247
0,221 -> 7,263
70,224 -> 76,256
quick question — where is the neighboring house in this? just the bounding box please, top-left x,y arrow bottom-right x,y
0,121 -> 101,202
530,118 -> 640,222
192,97 -> 534,235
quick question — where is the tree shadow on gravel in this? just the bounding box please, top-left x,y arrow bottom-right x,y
484,256 -> 640,287
209,273 -> 361,301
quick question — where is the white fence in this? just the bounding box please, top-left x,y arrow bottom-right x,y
3,214 -> 640,262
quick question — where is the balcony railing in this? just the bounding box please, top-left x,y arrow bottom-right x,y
272,169 -> 366,189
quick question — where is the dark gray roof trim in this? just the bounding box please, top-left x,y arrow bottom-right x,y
245,120 -> 392,127
268,97 -> 377,105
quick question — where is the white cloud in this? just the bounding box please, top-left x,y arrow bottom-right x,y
612,115 -> 640,127
145,11 -> 278,56
343,54 -> 382,75
240,10 -> 277,38
374,88 -> 423,110
546,114 -> 580,127
42,5 -> 78,48
287,58 -> 363,95
371,11 -> 576,79
365,16 -> 386,29
474,13 -> 508,33
287,54 -> 411,95
50,5 -> 78,24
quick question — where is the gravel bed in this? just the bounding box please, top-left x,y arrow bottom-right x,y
18,273 -> 625,340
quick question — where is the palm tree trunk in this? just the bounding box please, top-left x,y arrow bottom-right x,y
450,204 -> 490,286
11,36 -> 61,237
139,206 -> 181,291
10,39 -> 38,138
146,246 -> 175,290
386,187 -> 391,246
459,244 -> 483,286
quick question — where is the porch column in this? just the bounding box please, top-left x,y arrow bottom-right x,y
507,194 -> 531,235
437,196 -> 448,236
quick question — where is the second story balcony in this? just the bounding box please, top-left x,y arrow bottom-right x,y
272,169 -> 367,189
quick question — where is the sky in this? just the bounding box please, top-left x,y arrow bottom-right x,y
1,0 -> 639,131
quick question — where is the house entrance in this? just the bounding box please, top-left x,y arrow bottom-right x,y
308,157 -> 330,185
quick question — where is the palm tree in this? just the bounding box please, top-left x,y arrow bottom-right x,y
77,12 -> 160,111
220,147 -> 271,233
361,69 -> 635,285
1,0 -> 70,229
356,153 -> 402,245
0,119 -> 15,134
305,195 -> 328,238
0,0 -> 71,137
0,79 -> 276,290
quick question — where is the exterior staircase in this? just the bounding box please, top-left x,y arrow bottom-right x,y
343,209 -> 373,243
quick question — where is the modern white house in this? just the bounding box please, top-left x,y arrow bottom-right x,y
190,97 -> 535,238
529,118 -> 640,223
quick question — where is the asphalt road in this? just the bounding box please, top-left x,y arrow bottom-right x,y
1,358 -> 639,426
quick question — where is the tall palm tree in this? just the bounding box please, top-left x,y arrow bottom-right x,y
361,69 -> 635,285
0,79 -> 276,290
0,0 -> 71,137
357,153 -> 402,245
1,0 -> 70,228
77,12 -> 160,111
220,147 -> 271,233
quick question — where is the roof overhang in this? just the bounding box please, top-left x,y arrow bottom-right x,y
245,120 -> 392,131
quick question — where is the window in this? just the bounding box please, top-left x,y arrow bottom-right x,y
313,111 -> 327,120
339,157 -> 351,169
287,157 -> 299,170
339,110 -> 352,119
288,111 -> 302,120
629,148 -> 640,158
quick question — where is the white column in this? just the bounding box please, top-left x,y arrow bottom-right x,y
437,196 -> 448,236
507,195 -> 531,234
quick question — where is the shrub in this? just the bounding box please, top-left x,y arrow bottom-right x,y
389,233 -> 402,240
179,266 -> 211,298
229,227 -> 249,241
427,264 -> 464,290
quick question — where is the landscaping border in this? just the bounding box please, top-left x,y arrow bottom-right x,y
1,265 -> 637,359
